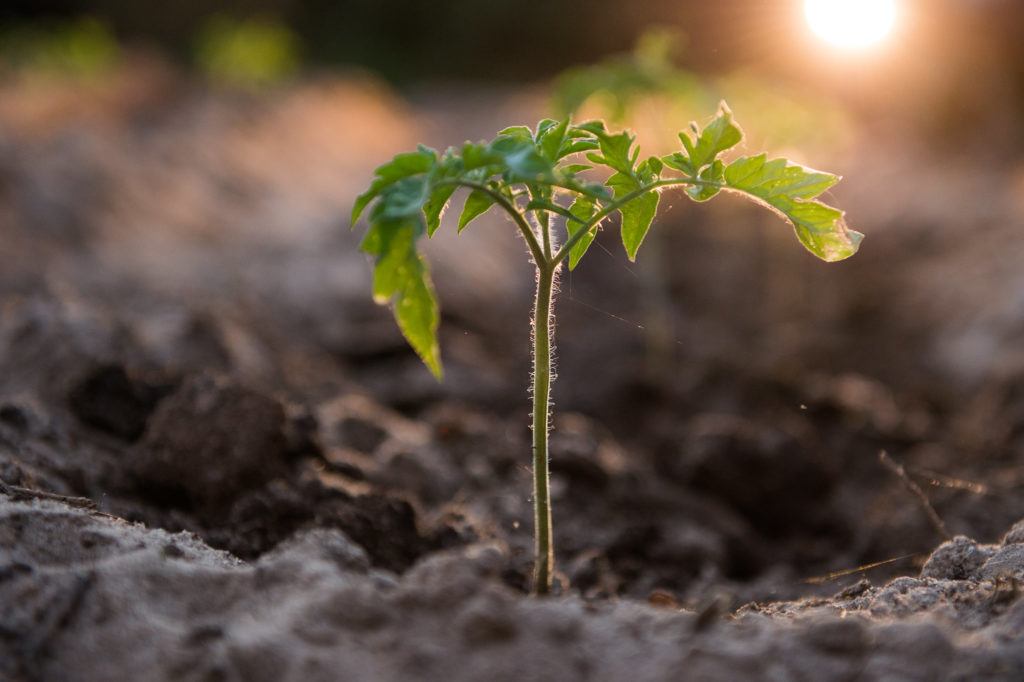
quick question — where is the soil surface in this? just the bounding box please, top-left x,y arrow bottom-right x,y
2,64 -> 1024,680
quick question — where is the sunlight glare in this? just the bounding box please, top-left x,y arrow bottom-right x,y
804,0 -> 898,50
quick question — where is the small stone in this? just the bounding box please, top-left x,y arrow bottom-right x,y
835,579 -> 872,600
1002,519 -> 1024,545
920,536 -> 995,580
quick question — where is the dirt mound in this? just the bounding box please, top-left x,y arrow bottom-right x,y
3,494 -> 1023,681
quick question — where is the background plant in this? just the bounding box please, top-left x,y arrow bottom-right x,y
551,30 -> 855,378
194,15 -> 301,89
352,103 -> 862,594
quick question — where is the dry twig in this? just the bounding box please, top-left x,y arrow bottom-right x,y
879,450 -> 950,541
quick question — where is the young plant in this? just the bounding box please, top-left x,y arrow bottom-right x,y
352,103 -> 862,595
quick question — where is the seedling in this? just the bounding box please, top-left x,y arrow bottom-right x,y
353,103 -> 862,595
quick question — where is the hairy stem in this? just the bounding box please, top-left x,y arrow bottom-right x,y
531,262 -> 555,595
540,211 -> 552,260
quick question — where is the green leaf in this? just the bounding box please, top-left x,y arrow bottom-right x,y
534,119 -> 559,137
394,264 -> 441,378
685,159 -> 724,202
660,151 -> 694,176
461,142 -> 502,171
352,149 -> 435,223
375,176 -> 430,220
489,135 -> 554,182
458,189 -> 496,232
608,172 -> 659,261
684,102 -> 742,170
497,125 -> 533,140
574,120 -> 606,135
560,138 -> 600,156
586,129 -> 636,175
423,184 -> 456,236
566,194 -> 598,270
539,117 -> 570,161
661,103 -> 742,182
641,155 -> 663,176
723,153 -> 862,261
360,218 -> 442,377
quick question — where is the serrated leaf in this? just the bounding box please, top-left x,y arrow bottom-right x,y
685,159 -> 724,202
594,130 -> 635,175
352,149 -> 435,223
661,151 -> 695,176
641,156 -> 663,176
458,189 -> 496,232
574,120 -> 606,135
490,136 -> 554,182
560,138 -> 600,156
684,103 -> 742,171
497,125 -> 533,140
723,153 -> 862,261
539,117 -> 570,161
374,176 -> 430,220
607,172 -> 660,261
423,184 -> 456,236
566,194 -> 598,270
395,262 -> 441,378
360,218 -> 441,377
662,103 -> 742,184
534,119 -> 559,138
461,142 -> 501,171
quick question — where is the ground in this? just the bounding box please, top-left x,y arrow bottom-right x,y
1,63 -> 1024,680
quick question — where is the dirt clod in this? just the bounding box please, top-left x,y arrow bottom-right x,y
128,373 -> 289,509
920,536 -> 996,580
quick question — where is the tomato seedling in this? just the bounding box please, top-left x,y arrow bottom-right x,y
353,103 -> 862,594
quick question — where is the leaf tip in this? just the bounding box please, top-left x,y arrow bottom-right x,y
425,354 -> 443,380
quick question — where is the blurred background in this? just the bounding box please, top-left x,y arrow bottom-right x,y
2,0 -> 1024,601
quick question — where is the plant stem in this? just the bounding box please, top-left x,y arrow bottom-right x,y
531,262 -> 555,595
552,178 -> 716,266
435,179 -> 545,265
540,211 -> 552,260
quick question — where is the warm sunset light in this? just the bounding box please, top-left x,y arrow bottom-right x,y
804,0 -> 898,49
5,1 -> 1024,678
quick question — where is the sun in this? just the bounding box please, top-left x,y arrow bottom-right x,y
804,0 -> 898,49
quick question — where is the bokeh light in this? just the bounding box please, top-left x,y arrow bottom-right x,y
804,0 -> 898,49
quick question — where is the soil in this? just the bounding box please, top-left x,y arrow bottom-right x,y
2,63 -> 1024,680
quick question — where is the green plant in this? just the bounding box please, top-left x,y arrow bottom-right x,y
0,18 -> 119,79
552,28 -> 709,124
352,104 -> 862,595
194,16 -> 300,89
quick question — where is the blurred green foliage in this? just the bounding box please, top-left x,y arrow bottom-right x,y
0,17 -> 119,79
194,16 -> 300,88
553,29 -> 851,153
553,29 -> 710,122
